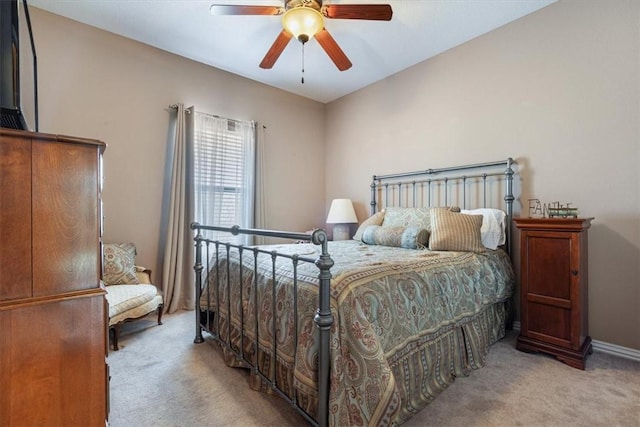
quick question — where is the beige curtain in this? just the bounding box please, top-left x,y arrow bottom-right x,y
161,103 -> 195,313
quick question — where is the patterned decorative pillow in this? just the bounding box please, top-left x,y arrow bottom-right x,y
381,207 -> 431,230
103,243 -> 140,285
429,208 -> 485,252
361,225 -> 429,249
353,210 -> 385,241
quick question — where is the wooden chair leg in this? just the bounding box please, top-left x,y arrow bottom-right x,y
112,324 -> 122,351
157,304 -> 164,325
108,306 -> 163,351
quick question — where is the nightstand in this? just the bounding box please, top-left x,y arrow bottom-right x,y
513,217 -> 594,370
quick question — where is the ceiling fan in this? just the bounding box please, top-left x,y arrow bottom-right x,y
210,0 -> 393,72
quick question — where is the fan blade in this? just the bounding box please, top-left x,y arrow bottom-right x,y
260,30 -> 293,69
210,4 -> 283,16
315,29 -> 352,71
322,4 -> 392,21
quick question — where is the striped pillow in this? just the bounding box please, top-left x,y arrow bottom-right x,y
428,208 -> 484,252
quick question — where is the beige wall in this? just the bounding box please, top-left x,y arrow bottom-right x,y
326,0 -> 640,350
26,8 -> 327,287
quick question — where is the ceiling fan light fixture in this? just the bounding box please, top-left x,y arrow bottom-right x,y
282,6 -> 323,43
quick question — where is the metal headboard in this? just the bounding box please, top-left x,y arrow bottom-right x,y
370,158 -> 516,255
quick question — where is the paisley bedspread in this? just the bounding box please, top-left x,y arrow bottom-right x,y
200,239 -> 514,426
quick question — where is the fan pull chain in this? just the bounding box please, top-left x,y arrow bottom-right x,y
301,42 -> 305,84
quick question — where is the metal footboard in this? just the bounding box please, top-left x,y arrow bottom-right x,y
190,224 -> 333,427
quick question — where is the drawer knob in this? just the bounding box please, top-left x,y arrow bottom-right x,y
571,270 -> 579,276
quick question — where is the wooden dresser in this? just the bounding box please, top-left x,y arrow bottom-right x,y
514,217 -> 593,370
0,128 -> 108,425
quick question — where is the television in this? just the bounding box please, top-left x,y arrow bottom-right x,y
0,0 -> 36,131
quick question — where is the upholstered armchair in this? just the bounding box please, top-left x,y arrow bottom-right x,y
102,243 -> 164,351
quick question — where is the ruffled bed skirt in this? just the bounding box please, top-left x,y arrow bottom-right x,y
216,301 -> 508,426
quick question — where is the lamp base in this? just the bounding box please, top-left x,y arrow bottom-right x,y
332,224 -> 351,241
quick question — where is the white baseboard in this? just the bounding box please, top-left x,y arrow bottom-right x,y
591,339 -> 640,362
511,321 -> 640,362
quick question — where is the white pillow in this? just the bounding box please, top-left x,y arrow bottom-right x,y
460,208 -> 506,250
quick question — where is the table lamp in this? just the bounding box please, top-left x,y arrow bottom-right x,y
326,198 -> 357,241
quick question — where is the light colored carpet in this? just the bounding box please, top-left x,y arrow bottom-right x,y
108,310 -> 640,427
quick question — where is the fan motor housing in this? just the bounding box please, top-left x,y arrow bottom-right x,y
285,0 -> 322,11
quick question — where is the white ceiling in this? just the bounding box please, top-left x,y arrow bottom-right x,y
29,0 -> 556,104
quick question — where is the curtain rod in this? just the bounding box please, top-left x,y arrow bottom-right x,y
168,105 -> 265,128
168,104 -> 191,114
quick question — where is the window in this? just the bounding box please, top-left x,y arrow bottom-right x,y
193,111 -> 256,244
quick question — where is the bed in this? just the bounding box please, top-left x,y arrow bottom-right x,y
191,158 -> 517,427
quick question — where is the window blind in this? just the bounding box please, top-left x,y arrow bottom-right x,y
193,113 -> 255,244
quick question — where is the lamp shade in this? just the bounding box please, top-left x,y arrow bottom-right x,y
326,199 -> 357,224
282,6 -> 324,43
